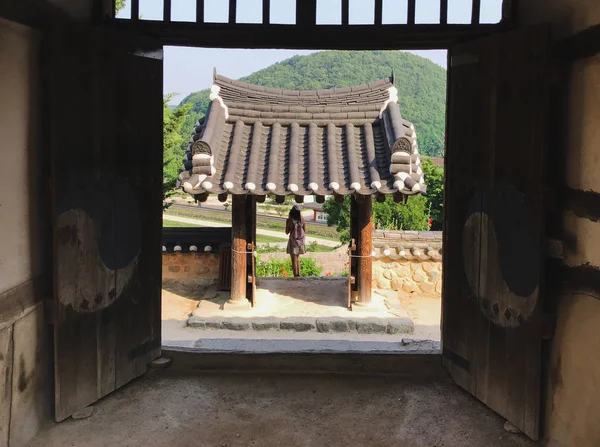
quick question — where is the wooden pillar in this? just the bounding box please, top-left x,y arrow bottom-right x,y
245,196 -> 257,306
228,194 -> 248,307
355,195 -> 373,307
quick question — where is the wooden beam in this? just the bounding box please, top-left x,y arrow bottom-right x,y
554,24 -> 600,62
356,196 -> 372,306
262,0 -> 270,24
294,195 -> 304,204
471,0 -> 481,25
197,192 -> 209,202
315,195 -> 325,204
440,0 -> 448,25
334,193 -> 345,204
407,0 -> 416,25
163,0 -> 171,22
376,192 -> 386,203
196,0 -> 204,23
218,193 -> 228,202
229,195 -> 247,304
374,0 -> 383,25
131,0 -> 139,21
341,0 -> 349,26
275,195 -> 285,204
256,195 -> 266,203
296,0 -> 317,26
229,0 -> 237,24
108,21 -> 508,50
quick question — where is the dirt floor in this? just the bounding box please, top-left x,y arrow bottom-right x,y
29,370 -> 535,447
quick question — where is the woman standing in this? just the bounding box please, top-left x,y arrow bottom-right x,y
285,204 -> 307,277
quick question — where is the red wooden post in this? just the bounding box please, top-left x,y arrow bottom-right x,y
227,194 -> 248,308
353,195 -> 372,308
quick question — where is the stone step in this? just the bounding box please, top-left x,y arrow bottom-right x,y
187,315 -> 413,334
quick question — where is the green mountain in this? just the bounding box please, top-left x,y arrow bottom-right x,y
178,50 -> 446,157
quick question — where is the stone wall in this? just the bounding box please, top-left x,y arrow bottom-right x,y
163,231 -> 443,299
162,252 -> 220,281
371,230 -> 442,297
0,18 -> 51,447
372,259 -> 442,298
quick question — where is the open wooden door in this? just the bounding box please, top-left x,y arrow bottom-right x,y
48,26 -> 163,421
442,25 -> 549,440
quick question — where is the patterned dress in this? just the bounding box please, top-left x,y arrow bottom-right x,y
286,217 -> 306,255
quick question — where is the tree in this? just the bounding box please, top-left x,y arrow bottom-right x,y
421,157 -> 444,230
323,196 -> 351,243
323,193 -> 431,242
163,93 -> 192,206
115,0 -> 125,14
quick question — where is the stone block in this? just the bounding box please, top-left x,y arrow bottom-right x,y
413,272 -> 427,283
168,265 -> 181,273
183,265 -> 191,273
394,265 -> 411,277
221,319 -> 252,331
420,282 -> 436,294
428,270 -> 439,282
251,318 -> 280,331
377,278 -> 391,289
194,266 -> 211,275
187,317 -> 223,329
387,318 -> 414,334
280,318 -> 316,332
316,318 -> 356,333
390,277 -> 402,291
402,280 -> 418,293
355,318 -> 387,334
436,280 -> 442,294
383,270 -> 393,280
421,262 -> 434,272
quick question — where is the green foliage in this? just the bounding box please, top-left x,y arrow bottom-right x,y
256,256 -> 323,277
163,93 -> 192,206
178,50 -> 446,157
256,257 -> 290,277
306,241 -> 336,252
421,158 -> 444,230
115,0 -> 125,14
257,243 -> 282,254
323,196 -> 351,243
323,194 -> 431,236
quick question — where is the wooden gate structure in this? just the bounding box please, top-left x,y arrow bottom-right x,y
178,72 -> 425,308
40,0 -> 554,440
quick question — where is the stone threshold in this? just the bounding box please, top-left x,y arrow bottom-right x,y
187,315 -> 413,334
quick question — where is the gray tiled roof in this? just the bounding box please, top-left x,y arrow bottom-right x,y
180,73 -> 426,197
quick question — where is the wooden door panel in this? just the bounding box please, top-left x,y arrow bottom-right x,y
443,26 -> 549,440
49,28 -> 163,421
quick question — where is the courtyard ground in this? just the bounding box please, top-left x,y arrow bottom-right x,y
162,278 -> 441,353
28,369 -> 534,447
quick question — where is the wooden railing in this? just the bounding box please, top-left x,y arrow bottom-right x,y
100,0 -> 514,49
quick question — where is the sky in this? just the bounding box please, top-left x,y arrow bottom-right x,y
117,0 -> 503,104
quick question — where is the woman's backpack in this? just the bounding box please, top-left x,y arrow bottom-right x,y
291,219 -> 305,247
